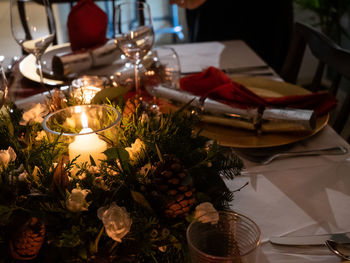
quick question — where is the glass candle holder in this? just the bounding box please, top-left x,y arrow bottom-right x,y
70,75 -> 107,104
187,211 -> 261,263
43,104 -> 121,166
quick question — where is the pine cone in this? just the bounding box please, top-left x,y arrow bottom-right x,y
10,217 -> 46,261
152,154 -> 196,218
47,89 -> 64,112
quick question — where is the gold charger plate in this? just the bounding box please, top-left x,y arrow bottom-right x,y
198,77 -> 329,148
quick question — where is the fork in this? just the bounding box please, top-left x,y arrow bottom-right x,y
238,146 -> 348,165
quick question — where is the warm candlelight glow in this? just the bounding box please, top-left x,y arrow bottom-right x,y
71,76 -> 105,104
74,86 -> 101,104
81,112 -> 88,129
68,111 -> 107,166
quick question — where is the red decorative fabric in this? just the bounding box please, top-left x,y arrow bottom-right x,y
67,0 -> 108,51
180,67 -> 337,116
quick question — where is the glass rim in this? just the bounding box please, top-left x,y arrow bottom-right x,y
71,75 -> 108,87
186,210 -> 261,259
117,1 -> 151,8
42,104 -> 121,137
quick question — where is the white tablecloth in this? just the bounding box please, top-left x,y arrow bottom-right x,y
168,40 -> 350,262
167,40 -> 273,75
228,126 -> 350,262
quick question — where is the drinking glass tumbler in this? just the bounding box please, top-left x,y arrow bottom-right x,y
187,211 -> 261,263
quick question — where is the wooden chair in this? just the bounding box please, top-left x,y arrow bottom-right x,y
280,21 -> 350,139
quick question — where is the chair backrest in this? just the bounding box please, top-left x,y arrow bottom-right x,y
280,21 -> 350,139
18,0 -> 117,47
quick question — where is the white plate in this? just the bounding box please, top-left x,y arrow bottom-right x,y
19,43 -> 70,86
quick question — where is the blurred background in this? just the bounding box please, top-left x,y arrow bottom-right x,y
0,0 -> 350,85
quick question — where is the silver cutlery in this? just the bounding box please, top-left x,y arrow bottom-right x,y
325,240 -> 350,260
269,232 -> 350,246
237,146 -> 348,165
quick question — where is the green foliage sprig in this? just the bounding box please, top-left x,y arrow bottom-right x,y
0,92 -> 242,263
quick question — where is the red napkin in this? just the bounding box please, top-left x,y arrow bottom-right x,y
180,67 -> 337,116
67,0 -> 108,52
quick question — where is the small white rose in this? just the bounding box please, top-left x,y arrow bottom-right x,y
97,202 -> 132,242
18,170 -> 28,181
194,202 -> 219,224
20,103 -> 48,125
0,146 -> 17,167
78,172 -> 87,180
35,130 -> 47,141
106,168 -> 119,176
125,139 -> 146,164
93,176 -> 109,191
88,166 -> 100,174
139,163 -> 151,177
158,245 -> 167,252
66,188 -> 91,212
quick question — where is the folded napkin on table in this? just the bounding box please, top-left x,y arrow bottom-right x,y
180,66 -> 337,117
67,0 -> 108,51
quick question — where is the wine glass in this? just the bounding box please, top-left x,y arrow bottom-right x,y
0,56 -> 8,109
10,0 -> 56,86
114,1 -> 154,97
143,46 -> 181,90
142,46 -> 181,110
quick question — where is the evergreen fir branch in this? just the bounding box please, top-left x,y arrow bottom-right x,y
0,95 -> 243,262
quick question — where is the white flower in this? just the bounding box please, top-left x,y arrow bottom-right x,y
158,245 -> 167,252
0,147 -> 17,167
78,172 -> 87,180
194,202 -> 219,224
20,103 -> 48,125
107,168 -> 119,176
139,163 -> 151,176
125,139 -> 146,164
97,202 -> 132,242
66,188 -> 91,212
88,166 -> 100,174
18,170 -> 28,181
93,176 -> 109,191
35,130 -> 47,141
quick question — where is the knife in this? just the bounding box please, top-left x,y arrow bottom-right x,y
269,232 -> 350,246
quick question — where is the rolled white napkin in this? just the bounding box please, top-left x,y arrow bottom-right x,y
52,40 -> 122,79
147,85 -> 316,133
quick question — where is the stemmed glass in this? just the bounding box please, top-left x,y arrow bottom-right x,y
0,56 -> 8,108
114,1 -> 154,97
142,46 -> 181,110
10,0 -> 56,86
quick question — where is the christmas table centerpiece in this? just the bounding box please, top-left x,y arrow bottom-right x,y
0,87 -> 243,262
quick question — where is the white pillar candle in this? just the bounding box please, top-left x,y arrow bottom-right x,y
68,112 -> 107,166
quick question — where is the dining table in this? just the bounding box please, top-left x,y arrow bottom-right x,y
9,39 -> 350,262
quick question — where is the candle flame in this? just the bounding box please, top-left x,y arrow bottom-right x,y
81,112 -> 88,129
75,106 -> 82,113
